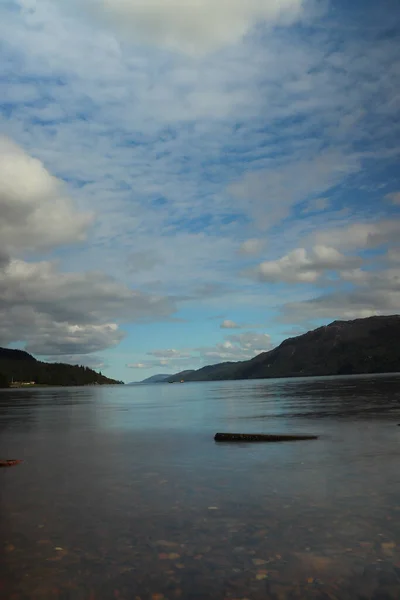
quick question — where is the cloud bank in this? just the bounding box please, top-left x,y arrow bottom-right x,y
0,136 -> 92,253
0,138 -> 176,357
1,0 -> 400,380
220,320 -> 241,329
128,331 -> 273,371
78,0 -> 305,54
253,246 -> 362,284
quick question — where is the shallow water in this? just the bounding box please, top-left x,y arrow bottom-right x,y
1,374 -> 400,599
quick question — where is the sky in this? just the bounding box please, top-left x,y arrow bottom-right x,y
0,0 -> 399,382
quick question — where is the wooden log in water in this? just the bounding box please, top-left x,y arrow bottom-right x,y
0,459 -> 23,468
214,433 -> 318,442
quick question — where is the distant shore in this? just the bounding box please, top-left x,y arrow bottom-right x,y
5,382 -> 123,389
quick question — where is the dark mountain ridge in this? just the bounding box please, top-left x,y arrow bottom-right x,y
168,315 -> 400,382
0,348 -> 36,362
0,348 -> 122,387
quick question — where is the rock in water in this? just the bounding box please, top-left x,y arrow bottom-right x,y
214,433 -> 318,442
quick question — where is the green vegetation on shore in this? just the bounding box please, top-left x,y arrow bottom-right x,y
0,348 -> 122,388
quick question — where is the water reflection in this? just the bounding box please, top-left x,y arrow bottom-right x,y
0,386 -> 99,435
215,374 -> 400,421
1,375 -> 400,599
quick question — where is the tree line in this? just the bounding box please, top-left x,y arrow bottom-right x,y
0,348 -> 123,387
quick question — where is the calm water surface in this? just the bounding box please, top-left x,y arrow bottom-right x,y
1,374 -> 400,599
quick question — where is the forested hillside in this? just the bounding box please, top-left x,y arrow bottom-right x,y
168,316 -> 400,382
0,348 -> 122,387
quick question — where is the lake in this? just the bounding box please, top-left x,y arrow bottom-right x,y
1,374 -> 400,599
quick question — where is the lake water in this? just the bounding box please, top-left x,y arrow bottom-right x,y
1,374 -> 400,600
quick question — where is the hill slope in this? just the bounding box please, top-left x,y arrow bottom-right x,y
168,315 -> 400,382
0,348 -> 122,387
128,374 -> 172,385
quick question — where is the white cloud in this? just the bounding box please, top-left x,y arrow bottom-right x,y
220,320 -> 241,329
1,0 -> 398,303
128,250 -> 163,273
385,192 -> 400,205
253,245 -> 361,283
27,322 -> 123,356
76,0 -> 305,55
147,348 -> 192,359
126,355 -> 193,369
0,251 -> 9,269
314,220 -> 400,250
388,248 -> 400,263
1,0 -> 400,372
126,348 -> 195,370
0,136 -> 93,253
229,150 -> 362,229
343,268 -> 400,293
282,300 -> 384,321
281,265 -> 400,322
0,258 -> 176,355
201,332 -> 272,362
0,134 -> 177,358
128,331 -> 272,371
302,197 -> 330,214
238,239 -> 265,256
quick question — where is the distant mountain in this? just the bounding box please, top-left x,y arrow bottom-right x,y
168,363 -> 239,383
0,348 -> 123,387
128,374 -> 172,385
166,370 -> 195,382
168,315 -> 400,382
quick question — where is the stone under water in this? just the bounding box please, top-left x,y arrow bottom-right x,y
214,432 -> 318,442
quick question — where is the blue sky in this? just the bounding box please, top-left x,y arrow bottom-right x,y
0,0 -> 399,382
